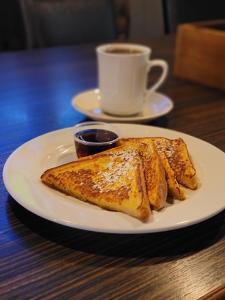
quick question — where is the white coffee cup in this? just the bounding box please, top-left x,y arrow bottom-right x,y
96,43 -> 168,116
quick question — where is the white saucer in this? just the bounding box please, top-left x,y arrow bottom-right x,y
71,89 -> 174,123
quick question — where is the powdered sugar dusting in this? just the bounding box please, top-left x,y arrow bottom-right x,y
93,149 -> 138,193
155,139 -> 175,158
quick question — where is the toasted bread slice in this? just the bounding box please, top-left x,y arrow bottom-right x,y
151,137 -> 187,199
119,138 -> 186,200
155,147 -> 186,200
117,139 -> 168,209
41,144 -> 151,221
151,137 -> 198,190
169,138 -> 198,189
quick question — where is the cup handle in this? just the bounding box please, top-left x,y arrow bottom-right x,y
146,59 -> 169,96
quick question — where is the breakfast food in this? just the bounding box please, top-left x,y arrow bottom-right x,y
157,149 -> 186,200
166,138 -> 198,189
118,137 -> 198,199
41,143 -> 152,221
118,138 -> 168,210
41,135 -> 198,222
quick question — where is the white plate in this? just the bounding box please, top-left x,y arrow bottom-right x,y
71,89 -> 174,123
3,124 -> 225,234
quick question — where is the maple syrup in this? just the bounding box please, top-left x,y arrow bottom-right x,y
74,128 -> 119,158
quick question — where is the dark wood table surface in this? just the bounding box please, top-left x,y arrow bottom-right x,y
1,35 -> 225,300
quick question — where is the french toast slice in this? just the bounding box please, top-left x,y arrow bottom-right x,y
169,138 -> 198,189
118,138 -> 186,200
41,144 -> 151,221
117,139 -> 168,209
151,137 -> 198,190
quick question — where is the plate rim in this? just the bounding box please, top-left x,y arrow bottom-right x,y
3,124 -> 225,234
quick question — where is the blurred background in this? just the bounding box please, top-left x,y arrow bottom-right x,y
0,0 -> 225,51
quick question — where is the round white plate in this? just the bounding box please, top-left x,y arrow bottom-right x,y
3,124 -> 225,234
71,89 -> 174,123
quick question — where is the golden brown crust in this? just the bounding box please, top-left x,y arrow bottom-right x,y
118,139 -> 168,209
170,138 -> 198,189
41,135 -> 198,221
135,159 -> 151,221
41,143 -> 151,221
119,136 -> 198,200
151,137 -> 198,190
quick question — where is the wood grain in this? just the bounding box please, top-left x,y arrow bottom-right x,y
1,35 -> 225,300
198,285 -> 225,300
174,20 -> 225,91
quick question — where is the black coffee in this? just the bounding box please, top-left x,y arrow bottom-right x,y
105,48 -> 142,54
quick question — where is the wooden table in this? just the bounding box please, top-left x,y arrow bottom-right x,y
1,35 -> 225,300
